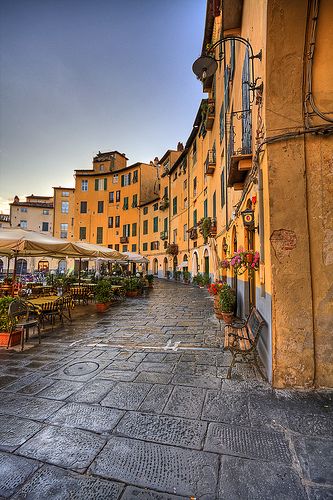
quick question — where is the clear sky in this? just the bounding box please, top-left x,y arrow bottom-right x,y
0,0 -> 206,213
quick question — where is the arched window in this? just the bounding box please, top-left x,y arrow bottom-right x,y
58,260 -> 67,274
163,257 -> 168,277
153,258 -> 158,275
16,259 -> 27,275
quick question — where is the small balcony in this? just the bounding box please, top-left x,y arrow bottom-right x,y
159,197 -> 169,211
227,110 -> 252,189
120,236 -> 129,244
160,231 -> 168,240
188,227 -> 198,240
205,99 -> 215,130
205,149 -> 216,176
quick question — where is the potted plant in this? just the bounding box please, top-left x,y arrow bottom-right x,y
174,270 -> 182,281
146,274 -> 154,288
95,280 -> 113,312
218,283 -> 236,323
230,249 -> 260,276
124,276 -> 143,297
0,296 -> 20,346
182,271 -> 191,284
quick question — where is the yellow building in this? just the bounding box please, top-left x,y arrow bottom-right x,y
73,151 -> 158,253
53,187 -> 75,241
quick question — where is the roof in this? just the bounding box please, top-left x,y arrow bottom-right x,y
10,202 -> 54,209
93,150 -> 129,161
139,197 -> 160,208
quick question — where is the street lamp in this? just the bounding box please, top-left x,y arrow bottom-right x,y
192,35 -> 262,101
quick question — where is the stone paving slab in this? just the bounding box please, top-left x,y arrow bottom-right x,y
286,410 -> 333,438
0,373 -> 43,393
115,411 -> 207,449
0,393 -> 65,420
98,370 -> 138,382
89,436 -> 219,498
37,380 -> 84,400
67,378 -> 116,403
17,426 -> 106,472
0,415 -> 43,452
306,485 -> 333,499
0,451 -> 40,498
204,422 -> 292,463
47,402 -> 124,433
121,485 -> 186,499
135,371 -> 173,385
172,373 -> 221,389
163,385 -> 206,419
0,374 -> 18,389
11,464 -> 124,500
218,455 -> 307,499
137,362 -> 175,373
293,435 -> 333,485
202,389 -> 250,425
47,359 -> 111,382
17,377 -> 56,395
138,384 -> 173,413
101,382 -> 152,410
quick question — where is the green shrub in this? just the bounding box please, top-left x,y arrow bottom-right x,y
0,297 -> 14,331
95,280 -> 114,304
219,283 -> 236,313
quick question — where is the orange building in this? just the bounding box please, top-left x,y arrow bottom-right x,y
73,151 -> 158,252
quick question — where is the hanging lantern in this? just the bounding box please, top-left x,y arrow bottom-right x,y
241,208 -> 255,227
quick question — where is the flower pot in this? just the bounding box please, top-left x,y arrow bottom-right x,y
0,331 -> 21,347
215,311 -> 224,320
222,312 -> 234,324
126,290 -> 139,297
96,303 -> 109,312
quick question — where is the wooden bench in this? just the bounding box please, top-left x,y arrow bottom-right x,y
224,307 -> 266,380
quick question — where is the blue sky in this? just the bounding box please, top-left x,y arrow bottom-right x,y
0,0 -> 206,213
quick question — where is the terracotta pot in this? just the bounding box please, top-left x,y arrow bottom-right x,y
96,302 -> 109,312
126,290 -> 139,297
215,311 -> 224,320
222,312 -> 234,324
0,331 -> 21,347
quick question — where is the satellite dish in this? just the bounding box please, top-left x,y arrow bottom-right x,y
192,55 -> 218,81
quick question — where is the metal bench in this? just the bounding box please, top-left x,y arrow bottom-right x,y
224,307 -> 266,380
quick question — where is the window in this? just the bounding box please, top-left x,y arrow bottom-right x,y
153,216 -> 158,233
61,201 -> 69,214
132,194 -> 138,208
123,197 -> 129,210
184,224 -> 188,241
122,245 -> 128,252
94,178 -> 107,191
113,174 -> 118,184
96,227 -> 103,244
164,186 -> 168,198
123,224 -> 130,237
143,220 -> 148,235
172,196 -> 177,215
143,207 -> 148,215
108,244 -> 113,249
115,244 -> 119,251
42,209 -> 49,215
121,173 -> 131,186
99,164 -> 104,172
97,201 -> 104,213
143,242 -> 148,251
109,191 -> 114,203
193,209 -> 197,226
193,177 -> 197,197
62,191 -> 69,197
193,140 -> 197,165
219,103 -> 225,144
115,216 -> 120,228
116,190 -> 121,202
108,217 -> 114,228
204,199 -> 208,218
133,170 -> 138,183
153,203 -> 158,211
173,229 -> 177,243
184,179 -> 187,190
60,223 -> 68,238
79,227 -> 86,240
184,197 -> 188,209
221,171 -> 225,207
80,201 -> 87,213
213,191 -> 217,219
151,241 -> 159,250
164,217 -> 168,232
20,207 -> 27,213
81,180 -> 88,191
20,220 -> 27,229
132,223 -> 137,237
41,222 -> 49,232
131,244 -> 137,252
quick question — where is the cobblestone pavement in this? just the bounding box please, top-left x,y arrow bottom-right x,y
0,279 -> 332,499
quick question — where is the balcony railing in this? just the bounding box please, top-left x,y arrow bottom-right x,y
227,109 -> 253,188
205,98 -> 215,130
205,149 -> 216,175
188,227 -> 198,240
159,197 -> 169,211
120,236 -> 129,243
160,231 -> 168,240
166,243 -> 178,256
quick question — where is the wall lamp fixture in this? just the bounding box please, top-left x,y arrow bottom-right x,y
192,35 -> 263,101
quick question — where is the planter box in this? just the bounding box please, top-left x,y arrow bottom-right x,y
126,290 -> 139,297
0,331 -> 21,347
96,303 -> 109,312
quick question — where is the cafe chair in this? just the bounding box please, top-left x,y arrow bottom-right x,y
8,299 -> 41,351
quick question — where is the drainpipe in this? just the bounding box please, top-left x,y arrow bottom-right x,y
258,164 -> 265,297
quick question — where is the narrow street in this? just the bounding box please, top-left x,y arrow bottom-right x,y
0,280 -> 332,499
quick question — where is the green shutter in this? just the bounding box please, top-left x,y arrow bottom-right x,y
95,179 -> 99,191
128,173 -> 131,185
121,175 -> 124,187
104,178 -> 107,190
